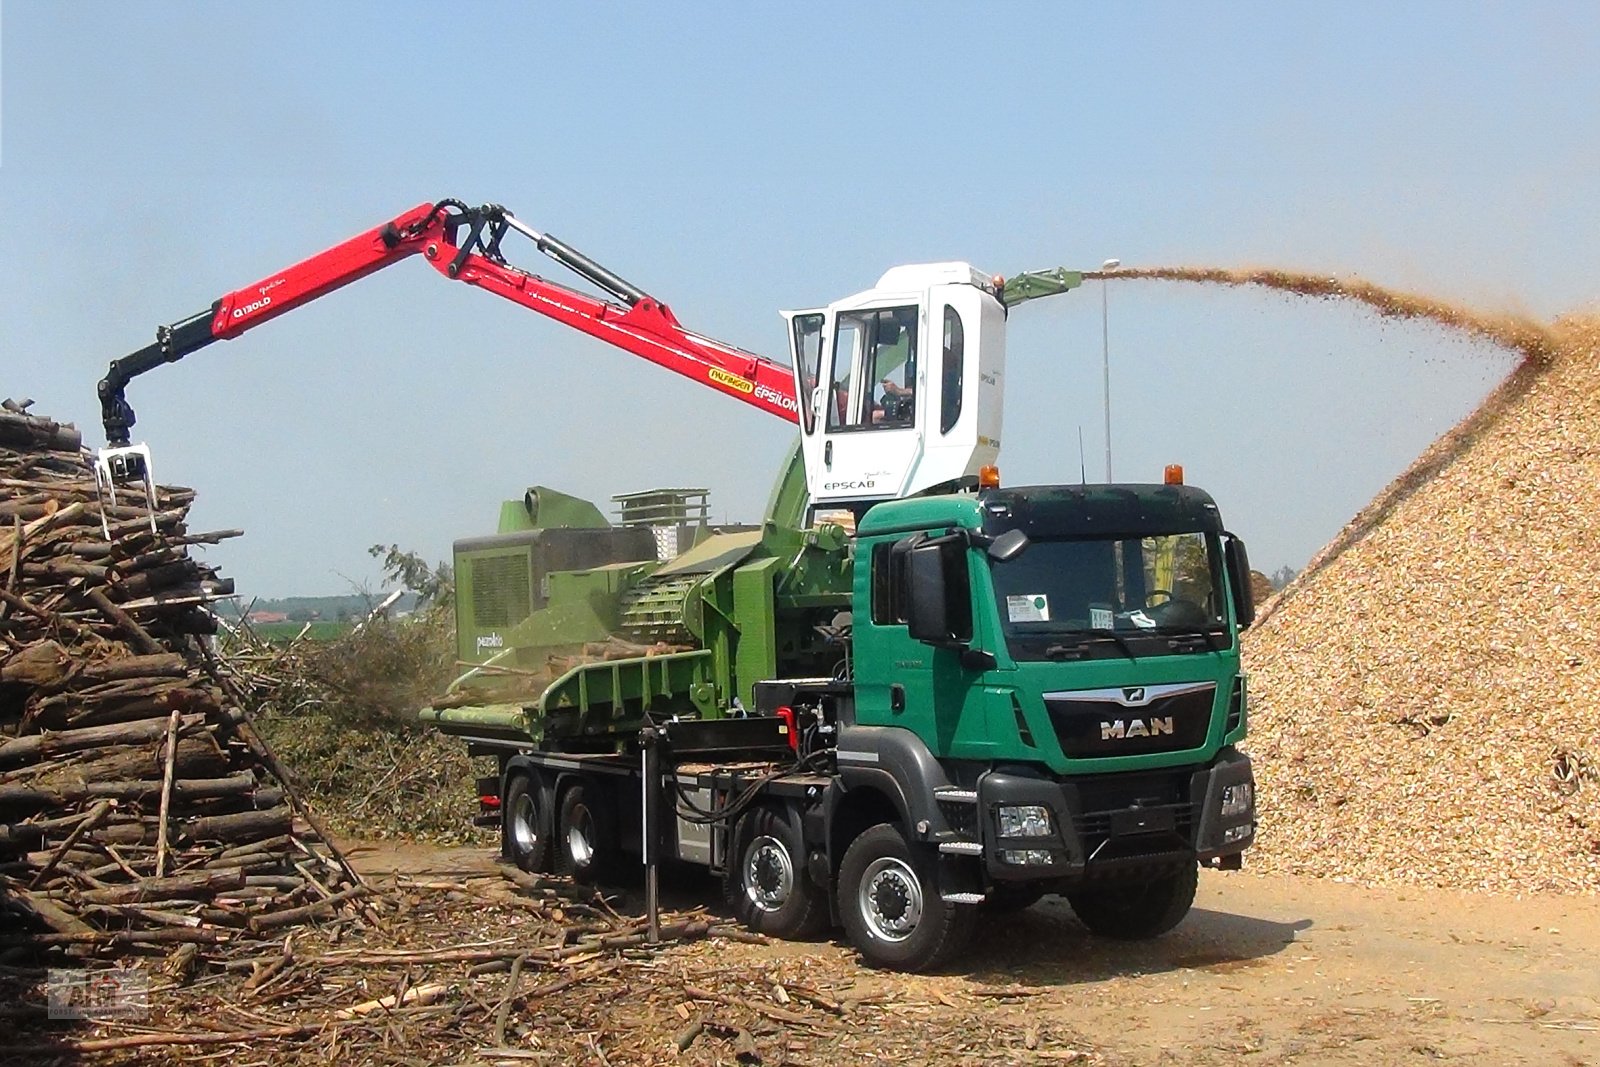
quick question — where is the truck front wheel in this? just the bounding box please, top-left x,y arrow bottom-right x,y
725,806 -> 828,939
1066,861 -> 1198,940
556,780 -> 620,884
838,823 -> 974,972
504,772 -> 553,873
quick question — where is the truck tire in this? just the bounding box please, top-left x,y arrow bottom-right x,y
556,779 -> 620,885
838,823 -> 975,972
504,772 -> 553,873
1066,861 -> 1198,940
724,806 -> 828,939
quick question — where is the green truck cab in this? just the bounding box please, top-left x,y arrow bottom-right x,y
827,481 -> 1256,963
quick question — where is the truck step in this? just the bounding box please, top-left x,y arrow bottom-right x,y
940,892 -> 986,905
937,841 -> 984,855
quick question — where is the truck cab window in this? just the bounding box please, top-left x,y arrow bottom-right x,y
870,541 -> 907,624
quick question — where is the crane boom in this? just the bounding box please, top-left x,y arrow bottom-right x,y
97,199 -> 798,449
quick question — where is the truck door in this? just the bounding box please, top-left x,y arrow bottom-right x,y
853,532 -> 997,759
782,310 -> 827,437
807,302 -> 927,508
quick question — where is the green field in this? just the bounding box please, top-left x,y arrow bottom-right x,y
250,620 -> 353,643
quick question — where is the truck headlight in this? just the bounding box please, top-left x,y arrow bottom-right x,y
997,805 -> 1053,838
1000,848 -> 1054,866
1221,782 -> 1254,818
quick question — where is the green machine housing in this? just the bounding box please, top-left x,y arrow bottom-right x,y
442,476 -> 853,747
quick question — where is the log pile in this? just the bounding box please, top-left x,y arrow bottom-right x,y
0,401 -> 363,956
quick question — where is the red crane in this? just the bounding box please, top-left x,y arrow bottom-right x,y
97,199 -> 800,458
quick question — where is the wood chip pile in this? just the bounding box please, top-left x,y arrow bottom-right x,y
0,403 -> 365,955
1240,308 -> 1600,893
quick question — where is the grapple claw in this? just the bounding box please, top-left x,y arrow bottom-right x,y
93,443 -> 158,538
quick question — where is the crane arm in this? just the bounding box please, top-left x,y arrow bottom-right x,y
97,199 -> 798,449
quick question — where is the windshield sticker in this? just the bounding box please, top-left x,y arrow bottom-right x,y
1007,594 -> 1050,622
1089,605 -> 1114,630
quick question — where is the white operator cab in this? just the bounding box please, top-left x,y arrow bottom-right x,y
783,262 -> 1007,524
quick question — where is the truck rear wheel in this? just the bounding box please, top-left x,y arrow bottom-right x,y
1066,861 -> 1198,940
838,823 -> 974,972
556,780 -> 620,884
504,772 -> 553,873
725,806 -> 827,939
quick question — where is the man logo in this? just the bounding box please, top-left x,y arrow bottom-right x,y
1101,717 -> 1176,740
1122,687 -> 1147,705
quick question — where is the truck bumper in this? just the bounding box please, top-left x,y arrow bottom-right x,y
977,748 -> 1256,883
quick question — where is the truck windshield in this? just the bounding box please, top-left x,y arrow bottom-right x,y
989,531 -> 1226,660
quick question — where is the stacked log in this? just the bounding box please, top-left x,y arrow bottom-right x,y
0,401 -> 363,956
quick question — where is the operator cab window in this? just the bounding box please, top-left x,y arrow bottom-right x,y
792,313 -> 825,434
940,305 -> 963,434
827,306 -> 918,431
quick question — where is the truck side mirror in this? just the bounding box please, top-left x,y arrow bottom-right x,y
987,528 -> 1029,562
906,541 -> 972,646
1224,535 -> 1255,630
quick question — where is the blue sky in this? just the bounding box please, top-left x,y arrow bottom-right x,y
3,3 -> 1595,596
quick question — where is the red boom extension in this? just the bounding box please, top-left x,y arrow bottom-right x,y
97,199 -> 798,451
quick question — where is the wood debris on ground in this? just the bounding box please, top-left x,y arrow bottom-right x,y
2,864 -> 1104,1065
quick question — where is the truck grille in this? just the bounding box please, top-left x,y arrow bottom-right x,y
470,554 -> 532,628
1044,682 -> 1215,758
1070,767 -> 1199,862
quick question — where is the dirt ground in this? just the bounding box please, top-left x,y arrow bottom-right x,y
343,840 -> 1600,1066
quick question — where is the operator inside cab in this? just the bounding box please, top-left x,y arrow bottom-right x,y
827,305 -> 918,430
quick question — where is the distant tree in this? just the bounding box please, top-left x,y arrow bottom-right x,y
369,544 -> 454,609
1270,565 -> 1298,590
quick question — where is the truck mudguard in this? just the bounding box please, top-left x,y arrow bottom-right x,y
833,724 -> 958,838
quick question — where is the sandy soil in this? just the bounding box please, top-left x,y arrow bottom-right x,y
342,840 -> 1600,1065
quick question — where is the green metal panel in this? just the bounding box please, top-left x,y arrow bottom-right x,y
537,649 -> 716,744
504,562 -> 655,652
497,485 -> 611,533
733,556 -> 780,708
762,439 -> 809,530
999,267 -> 1084,308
